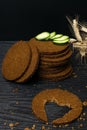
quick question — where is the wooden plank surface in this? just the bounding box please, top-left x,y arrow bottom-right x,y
0,42 -> 87,130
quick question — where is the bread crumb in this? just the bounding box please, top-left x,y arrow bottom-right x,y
83,118 -> 85,121
47,127 -> 50,130
33,84 -> 37,87
9,123 -> 14,127
11,112 -> 14,115
16,101 -> 19,105
24,127 -> 31,130
79,116 -> 83,120
78,123 -> 83,128
58,85 -> 62,87
4,122 -> 7,125
15,122 -> 19,126
59,125 -> 62,128
72,127 -> 75,130
78,89 -> 80,92
12,87 -> 19,93
31,124 -> 36,130
41,125 -> 45,130
53,125 -> 57,128
9,122 -> 19,129
9,123 -> 14,130
46,122 -> 48,125
72,72 -> 78,78
85,86 -> 87,88
72,72 -> 76,75
83,101 -> 87,106
24,124 -> 36,130
64,124 -> 69,127
73,75 -> 78,78
83,112 -> 86,116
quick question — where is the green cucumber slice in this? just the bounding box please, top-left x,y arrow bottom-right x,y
51,34 -> 63,39
54,35 -> 69,41
49,32 -> 56,39
35,32 -> 50,40
45,31 -> 56,40
53,38 -> 70,44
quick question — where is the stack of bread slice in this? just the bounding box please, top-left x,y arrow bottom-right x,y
2,32 -> 73,83
29,38 -> 73,81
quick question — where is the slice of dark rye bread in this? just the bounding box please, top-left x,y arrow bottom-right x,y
2,41 -> 31,81
41,50 -> 72,63
29,38 -> 69,55
16,42 -> 39,83
40,46 -> 71,58
38,66 -> 66,75
39,64 -> 73,80
32,89 -> 82,124
38,62 -> 70,74
40,59 -> 70,68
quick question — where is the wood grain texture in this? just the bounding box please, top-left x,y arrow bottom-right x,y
0,42 -> 87,130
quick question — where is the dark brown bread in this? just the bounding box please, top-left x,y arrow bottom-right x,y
41,50 -> 72,63
2,41 -> 31,81
39,64 -> 73,80
41,46 -> 70,58
40,59 -> 70,68
29,38 -> 69,55
38,66 -> 66,75
32,89 -> 83,124
16,42 -> 39,83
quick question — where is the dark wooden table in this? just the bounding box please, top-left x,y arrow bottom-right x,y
0,41 -> 87,130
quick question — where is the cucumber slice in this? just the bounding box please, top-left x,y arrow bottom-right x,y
35,32 -> 50,40
53,38 -> 70,44
51,34 -> 63,39
49,32 -> 56,39
45,31 -> 56,40
54,35 -> 69,41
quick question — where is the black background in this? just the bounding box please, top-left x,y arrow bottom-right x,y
0,0 -> 87,40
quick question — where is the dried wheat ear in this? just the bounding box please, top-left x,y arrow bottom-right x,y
66,15 -> 87,64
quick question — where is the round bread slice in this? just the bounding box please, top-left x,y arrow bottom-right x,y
41,50 -> 72,63
39,64 -> 73,80
41,46 -> 70,58
38,66 -> 66,75
2,41 -> 31,81
29,38 -> 69,55
16,42 -> 39,83
32,89 -> 82,124
38,63 -> 69,74
40,59 -> 69,68
39,60 -> 69,69
40,70 -> 73,81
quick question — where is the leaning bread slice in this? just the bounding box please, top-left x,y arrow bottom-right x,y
16,42 -> 39,83
2,41 -> 31,81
